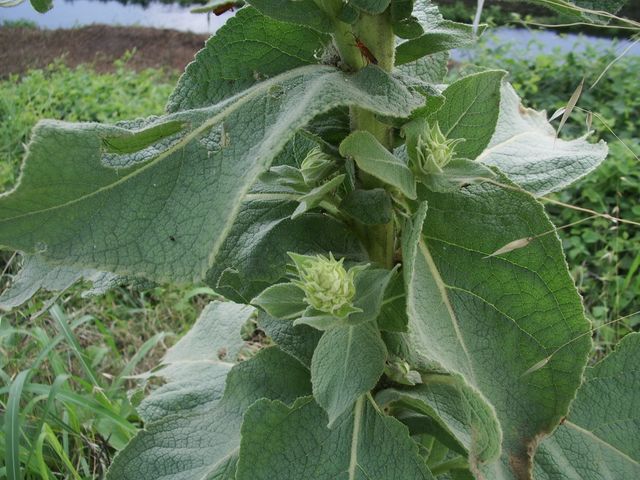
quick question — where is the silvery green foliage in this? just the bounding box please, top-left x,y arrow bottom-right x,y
0,255 -> 113,310
0,254 -> 149,310
1,1 -> 633,479
0,64 -> 420,283
477,83 -> 607,196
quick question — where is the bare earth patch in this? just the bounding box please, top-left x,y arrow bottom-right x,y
0,24 -> 208,77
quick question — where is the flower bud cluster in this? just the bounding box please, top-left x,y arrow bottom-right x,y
300,147 -> 336,185
412,122 -> 463,176
290,253 -> 357,316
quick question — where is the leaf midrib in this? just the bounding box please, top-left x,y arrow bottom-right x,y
0,64 -> 329,225
443,76 -> 493,139
348,396 -> 364,480
416,239 -> 477,383
475,131 -> 538,162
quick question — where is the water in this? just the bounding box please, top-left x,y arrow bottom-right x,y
0,0 -> 231,33
1,0 -> 638,57
454,26 -> 640,60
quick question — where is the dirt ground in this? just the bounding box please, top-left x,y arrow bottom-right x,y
0,25 -> 208,77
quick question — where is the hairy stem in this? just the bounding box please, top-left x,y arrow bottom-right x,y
333,9 -> 397,268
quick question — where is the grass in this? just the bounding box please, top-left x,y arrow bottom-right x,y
1,20 -> 39,29
0,284 -> 216,478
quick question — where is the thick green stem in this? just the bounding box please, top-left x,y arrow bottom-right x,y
332,10 -> 397,268
353,13 -> 396,72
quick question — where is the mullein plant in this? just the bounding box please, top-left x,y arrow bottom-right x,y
1,0 -> 638,479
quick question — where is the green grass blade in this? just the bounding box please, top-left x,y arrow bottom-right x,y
623,253 -> 640,291
0,327 -> 32,340
61,409 -> 71,460
92,318 -> 122,360
4,369 -> 30,480
49,305 -> 102,388
24,374 -> 70,469
33,428 -> 55,480
23,384 -> 136,433
30,316 -> 94,373
110,332 -> 165,393
40,424 -> 82,480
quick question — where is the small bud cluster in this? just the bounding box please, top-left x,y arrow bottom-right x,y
384,356 -> 421,386
412,122 -> 463,176
300,147 -> 336,185
290,253 -> 358,317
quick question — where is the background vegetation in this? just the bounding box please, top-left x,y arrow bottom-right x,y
438,0 -> 639,35
1,9 -> 638,479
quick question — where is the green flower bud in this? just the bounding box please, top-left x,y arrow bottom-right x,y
300,147 -> 335,185
384,356 -> 421,386
413,122 -> 464,176
289,252 -> 359,317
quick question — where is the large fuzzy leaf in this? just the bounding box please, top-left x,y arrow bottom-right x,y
244,0 -> 334,32
0,65 -> 423,283
108,301 -> 311,480
340,131 -> 417,199
395,0 -> 479,66
535,333 -> 640,480
395,52 -> 450,84
167,6 -> 329,111
311,322 -> 387,426
134,301 -> 251,423
0,255 -> 109,310
0,254 -> 151,311
377,270 -> 408,332
206,201 -> 366,302
236,396 -> 434,479
258,312 -> 322,367
377,373 -> 502,473
477,83 -> 608,196
340,188 -> 393,225
403,181 -> 591,478
0,5 -> 416,289
432,71 -> 505,160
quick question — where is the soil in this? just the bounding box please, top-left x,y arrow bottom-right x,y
0,25 -> 208,77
